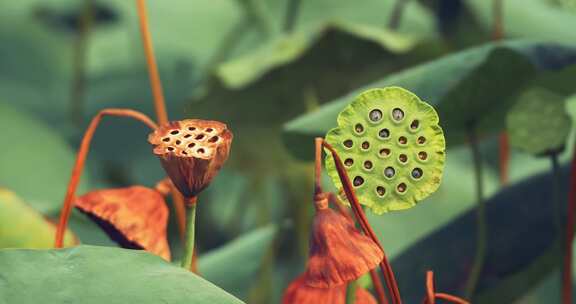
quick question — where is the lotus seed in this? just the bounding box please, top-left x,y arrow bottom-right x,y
376,186 -> 386,196
392,108 -> 404,121
379,128 -> 390,138
412,168 -> 423,179
369,109 -> 383,122
418,151 -> 427,160
363,161 -> 373,169
399,154 -> 408,163
355,123 -> 364,133
418,136 -> 426,144
344,158 -> 354,166
362,141 -> 370,150
344,140 -> 353,148
353,176 -> 364,187
397,183 -> 407,193
410,120 -> 419,129
384,167 -> 395,178
398,136 -> 407,144
380,148 -> 391,157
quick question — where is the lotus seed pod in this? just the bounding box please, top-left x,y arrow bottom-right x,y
325,87 -> 446,214
74,186 -> 171,261
507,88 -> 572,156
148,119 -> 233,200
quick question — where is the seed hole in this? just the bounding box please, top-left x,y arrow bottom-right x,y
410,120 -> 419,129
379,128 -> 390,138
170,130 -> 179,135
208,136 -> 219,143
175,140 -> 181,145
362,141 -> 370,150
376,186 -> 386,196
344,158 -> 354,167
412,168 -> 423,179
369,109 -> 383,122
162,137 -> 170,142
399,154 -> 408,163
188,127 -> 196,131
197,148 -> 205,154
355,123 -> 364,133
392,108 -> 404,121
353,176 -> 364,187
384,167 -> 395,178
206,128 -> 214,132
397,183 -> 407,193
167,147 -> 174,152
188,143 -> 196,148
182,151 -> 188,155
379,148 -> 391,157
418,136 -> 426,144
343,140 -> 353,148
398,136 -> 407,144
184,134 -> 192,138
195,134 -> 205,140
363,161 -> 373,169
418,151 -> 428,160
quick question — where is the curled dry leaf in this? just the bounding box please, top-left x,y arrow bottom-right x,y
75,186 -> 170,261
304,195 -> 383,288
148,119 -> 233,200
282,274 -> 376,304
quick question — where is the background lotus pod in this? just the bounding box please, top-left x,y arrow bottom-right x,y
0,188 -> 76,248
325,87 -> 445,214
148,119 -> 233,199
74,186 -> 170,260
282,274 -> 376,304
305,204 -> 383,288
506,88 -> 572,156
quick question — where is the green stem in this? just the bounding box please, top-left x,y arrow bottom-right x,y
181,202 -> 197,269
346,281 -> 357,304
283,0 -> 301,33
464,126 -> 486,299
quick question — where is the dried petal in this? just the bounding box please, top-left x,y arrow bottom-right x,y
148,119 -> 232,199
305,207 -> 383,288
282,274 -> 376,304
74,186 -> 170,261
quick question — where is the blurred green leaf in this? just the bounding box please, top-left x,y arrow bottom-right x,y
0,102 -> 90,215
507,88 -> 572,155
0,245 -> 245,304
199,224 -> 279,300
465,0 -> 576,42
0,188 -> 76,249
283,41 -> 576,159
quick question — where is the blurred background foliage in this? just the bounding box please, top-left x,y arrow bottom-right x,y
2,0 -> 576,303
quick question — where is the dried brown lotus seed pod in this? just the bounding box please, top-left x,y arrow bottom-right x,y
148,119 -> 233,200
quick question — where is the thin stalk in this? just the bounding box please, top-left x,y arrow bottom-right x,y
321,139 -> 401,304
425,271 -> 435,304
492,0 -> 504,40
135,0 -> 188,243
283,0 -> 301,33
314,138 -> 323,195
181,198 -> 198,269
346,281 -> 357,304
54,109 -> 157,248
562,145 -> 576,304
369,269 -> 389,304
498,133 -> 509,186
435,294 -> 470,304
387,0 -> 409,30
69,0 -> 94,124
464,126 -> 487,299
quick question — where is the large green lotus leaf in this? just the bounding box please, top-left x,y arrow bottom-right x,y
507,88 -> 572,155
215,22 -> 416,89
465,0 -> 576,42
283,40 -> 576,159
0,188 -> 76,249
0,102 -> 90,215
324,87 -> 446,214
0,245 -> 245,304
199,224 -> 279,300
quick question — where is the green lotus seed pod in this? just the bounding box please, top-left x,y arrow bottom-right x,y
507,88 -> 572,156
325,87 -> 446,214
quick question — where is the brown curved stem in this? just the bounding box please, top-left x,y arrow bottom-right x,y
321,139 -> 402,304
135,0 -> 188,243
54,109 -> 157,248
435,293 -> 470,304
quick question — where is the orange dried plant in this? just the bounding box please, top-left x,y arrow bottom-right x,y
305,193 -> 384,288
282,274 -> 377,304
148,119 -> 233,201
75,185 -> 170,261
